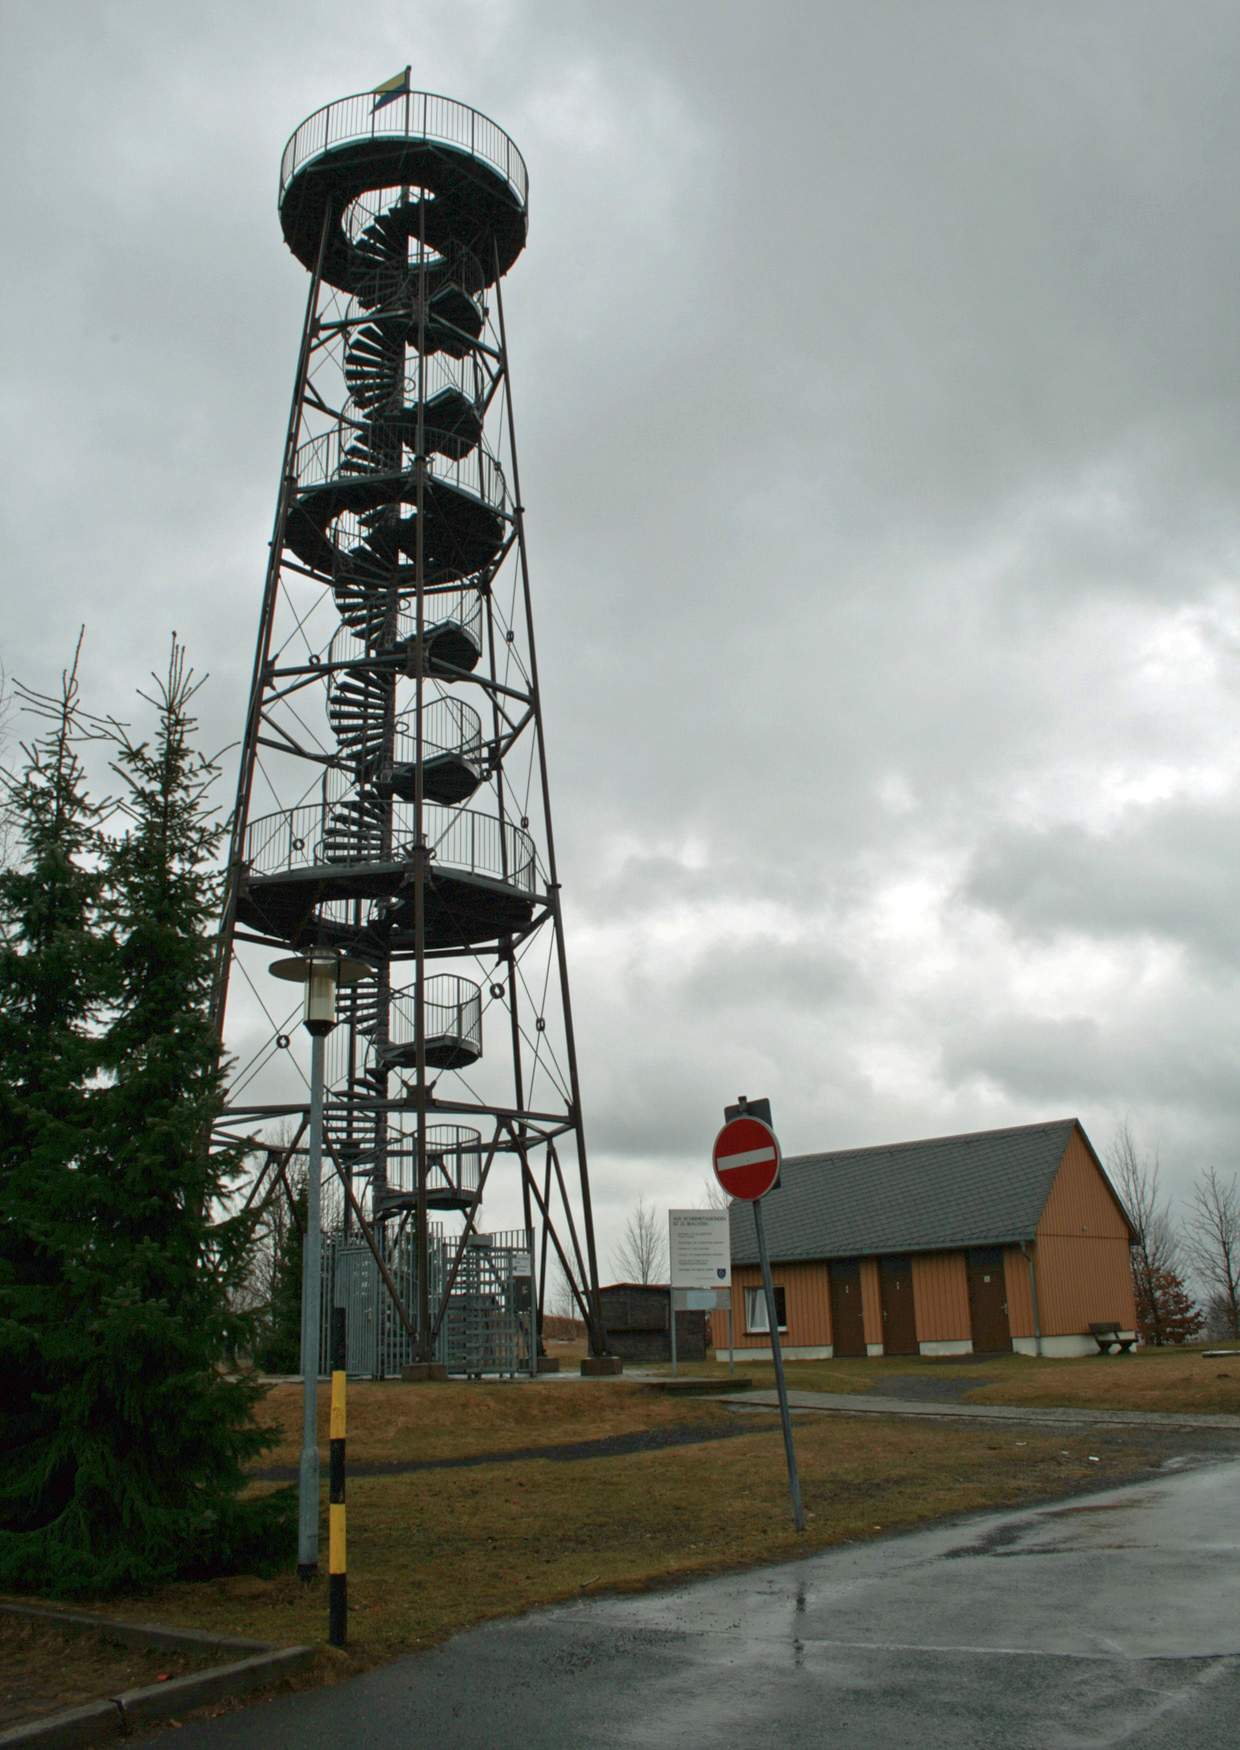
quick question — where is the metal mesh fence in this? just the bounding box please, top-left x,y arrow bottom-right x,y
320,1225 -> 534,1377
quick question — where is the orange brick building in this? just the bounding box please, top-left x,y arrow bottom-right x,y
711,1118 -> 1137,1360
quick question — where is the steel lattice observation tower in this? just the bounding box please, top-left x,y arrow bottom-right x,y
211,82 -> 613,1374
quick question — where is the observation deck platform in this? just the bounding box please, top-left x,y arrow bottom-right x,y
237,801 -> 536,953
322,1114 -> 482,1213
279,89 -> 528,296
287,459 -> 506,586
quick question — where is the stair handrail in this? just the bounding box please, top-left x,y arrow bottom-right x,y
343,335 -> 480,414
325,679 -> 483,764
327,587 -> 484,657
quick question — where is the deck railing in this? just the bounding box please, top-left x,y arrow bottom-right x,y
293,424 -> 506,516
280,89 -> 528,212
386,975 -> 483,1058
382,1125 -> 483,1201
245,799 -> 535,892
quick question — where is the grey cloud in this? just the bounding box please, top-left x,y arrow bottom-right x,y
965,802 -> 1240,966
8,0 -> 1240,1271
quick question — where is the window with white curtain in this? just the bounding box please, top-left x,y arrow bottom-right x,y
744,1285 -> 787,1333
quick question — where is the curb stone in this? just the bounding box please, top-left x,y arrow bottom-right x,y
0,1604 -> 315,1747
0,1702 -> 123,1748
114,1647 -> 316,1731
0,1602 -> 276,1657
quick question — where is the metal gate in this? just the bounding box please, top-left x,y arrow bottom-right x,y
441,1230 -> 534,1377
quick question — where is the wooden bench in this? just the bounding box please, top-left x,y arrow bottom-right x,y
1089,1321 -> 1137,1355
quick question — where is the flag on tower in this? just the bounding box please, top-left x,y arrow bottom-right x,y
372,67 -> 411,111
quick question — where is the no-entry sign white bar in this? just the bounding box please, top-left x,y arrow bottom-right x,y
716,1145 -> 777,1172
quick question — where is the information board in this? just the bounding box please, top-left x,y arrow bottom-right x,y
668,1208 -> 731,1290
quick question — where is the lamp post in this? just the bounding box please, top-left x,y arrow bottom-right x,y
270,951 -> 369,1579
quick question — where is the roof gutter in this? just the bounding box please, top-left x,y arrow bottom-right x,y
1020,1241 -> 1042,1357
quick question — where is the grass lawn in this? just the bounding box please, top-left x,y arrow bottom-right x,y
964,1346 -> 1240,1415
21,1374 -> 1227,1679
651,1346 -> 1240,1415
6,1361 -> 1237,1731
649,1355 -> 991,1395
252,1373 -> 732,1469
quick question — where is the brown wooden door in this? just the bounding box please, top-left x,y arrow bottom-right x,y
879,1255 -> 918,1355
966,1248 -> 1012,1353
829,1259 -> 866,1357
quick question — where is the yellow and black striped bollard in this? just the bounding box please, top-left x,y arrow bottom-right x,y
328,1306 -> 347,1647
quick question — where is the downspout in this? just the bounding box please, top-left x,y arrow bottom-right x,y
1020,1241 -> 1043,1357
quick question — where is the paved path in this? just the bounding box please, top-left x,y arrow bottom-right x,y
722,1388 -> 1240,1432
156,1457 -> 1240,1748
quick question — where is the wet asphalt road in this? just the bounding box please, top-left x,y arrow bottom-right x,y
158,1457 -> 1240,1749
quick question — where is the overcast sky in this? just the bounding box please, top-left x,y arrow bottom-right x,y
5,0 -> 1240,1280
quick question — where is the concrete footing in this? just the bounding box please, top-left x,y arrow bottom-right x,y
580,1355 -> 624,1377
536,1356 -> 561,1373
400,1362 -> 449,1382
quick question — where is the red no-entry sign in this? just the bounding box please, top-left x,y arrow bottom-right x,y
712,1114 -> 781,1202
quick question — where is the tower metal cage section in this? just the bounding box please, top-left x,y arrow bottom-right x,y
321,1226 -> 536,1379
213,85 -> 608,1371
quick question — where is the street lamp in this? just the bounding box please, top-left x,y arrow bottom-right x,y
270,951 -> 369,1580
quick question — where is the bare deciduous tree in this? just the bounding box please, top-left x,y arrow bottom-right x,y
611,1195 -> 667,1284
699,1176 -> 729,1211
235,1126 -> 306,1322
1109,1119 -> 1181,1347
546,1260 -> 581,1321
1184,1166 -> 1240,1340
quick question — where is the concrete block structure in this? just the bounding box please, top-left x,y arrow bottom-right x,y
600,1284 -> 708,1365
711,1119 -> 1136,1361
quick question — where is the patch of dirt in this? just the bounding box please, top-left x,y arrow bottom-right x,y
248,1417 -> 783,1482
0,1618 -> 217,1732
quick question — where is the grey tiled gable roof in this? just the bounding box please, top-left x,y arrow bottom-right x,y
728,1118 -> 1082,1265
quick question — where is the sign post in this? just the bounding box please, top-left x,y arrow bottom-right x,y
712,1099 -> 804,1533
668,1209 -> 731,1377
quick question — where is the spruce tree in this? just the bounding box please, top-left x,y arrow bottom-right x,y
0,642 -> 112,1573
0,641 -> 292,1594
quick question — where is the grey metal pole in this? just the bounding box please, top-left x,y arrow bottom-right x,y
753,1197 -> 804,1533
670,1288 -> 678,1376
728,1301 -> 735,1379
298,1029 -> 326,1579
